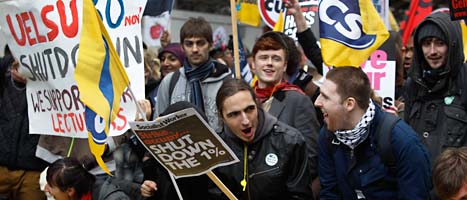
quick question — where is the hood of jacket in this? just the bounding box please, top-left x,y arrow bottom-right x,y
410,12 -> 464,96
204,60 -> 232,83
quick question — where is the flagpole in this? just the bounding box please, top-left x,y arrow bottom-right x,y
169,173 -> 184,200
402,0 -> 419,46
207,171 -> 238,200
230,0 -> 241,79
127,84 -> 148,121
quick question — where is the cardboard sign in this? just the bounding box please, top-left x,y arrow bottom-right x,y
130,108 -> 239,178
0,0 -> 146,137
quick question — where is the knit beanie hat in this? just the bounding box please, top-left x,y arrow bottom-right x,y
158,43 -> 186,63
417,22 -> 446,43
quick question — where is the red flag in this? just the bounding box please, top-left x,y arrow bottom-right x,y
400,0 -> 432,46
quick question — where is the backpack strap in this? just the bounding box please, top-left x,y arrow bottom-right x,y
375,113 -> 400,174
168,70 -> 180,101
324,113 -> 400,174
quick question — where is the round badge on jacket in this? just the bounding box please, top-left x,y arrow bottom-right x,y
265,153 -> 278,166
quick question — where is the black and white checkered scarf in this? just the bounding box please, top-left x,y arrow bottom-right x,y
334,99 -> 375,149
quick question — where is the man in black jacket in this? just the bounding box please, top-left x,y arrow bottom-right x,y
0,53 -> 48,199
404,12 -> 467,162
212,78 -> 313,199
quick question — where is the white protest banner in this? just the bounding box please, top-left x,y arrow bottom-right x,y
142,0 -> 173,48
130,108 -> 239,178
0,0 -> 146,137
360,49 -> 396,108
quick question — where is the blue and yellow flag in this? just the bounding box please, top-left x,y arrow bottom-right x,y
75,0 -> 130,175
234,23 -> 253,84
319,0 -> 389,67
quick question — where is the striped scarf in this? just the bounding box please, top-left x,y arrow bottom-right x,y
184,59 -> 214,112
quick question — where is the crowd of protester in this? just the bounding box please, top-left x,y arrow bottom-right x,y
1,0 -> 467,199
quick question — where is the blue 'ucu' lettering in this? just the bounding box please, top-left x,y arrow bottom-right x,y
319,0 -> 375,49
86,107 -> 107,144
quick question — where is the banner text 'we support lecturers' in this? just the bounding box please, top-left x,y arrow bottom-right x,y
0,0 -> 146,138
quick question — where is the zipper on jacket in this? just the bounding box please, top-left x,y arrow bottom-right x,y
241,144 -> 251,200
348,148 -> 358,174
248,166 -> 280,179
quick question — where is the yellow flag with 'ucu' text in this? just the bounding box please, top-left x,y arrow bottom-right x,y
74,0 -> 130,175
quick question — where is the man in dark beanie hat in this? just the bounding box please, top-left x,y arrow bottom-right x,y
416,22 -> 446,44
404,11 -> 467,166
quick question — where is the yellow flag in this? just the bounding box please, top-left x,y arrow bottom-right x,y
319,0 -> 389,67
273,10 -> 284,32
238,2 -> 261,27
388,10 -> 400,32
74,0 -> 130,175
461,21 -> 467,62
250,75 -> 257,87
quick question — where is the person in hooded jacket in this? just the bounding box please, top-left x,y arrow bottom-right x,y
209,78 -> 313,200
404,11 -> 467,162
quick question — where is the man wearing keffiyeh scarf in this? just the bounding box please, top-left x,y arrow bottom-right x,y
333,100 -> 375,149
250,31 -> 321,182
315,67 -> 431,199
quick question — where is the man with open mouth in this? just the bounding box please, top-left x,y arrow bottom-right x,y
211,78 -> 313,199
315,67 -> 431,199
